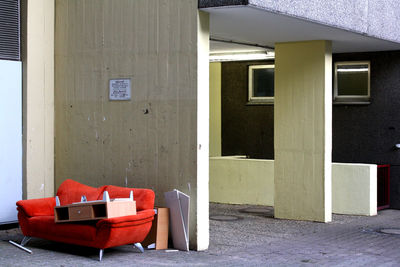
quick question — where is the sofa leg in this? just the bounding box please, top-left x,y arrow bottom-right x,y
99,249 -> 104,261
134,243 -> 144,253
21,236 -> 31,246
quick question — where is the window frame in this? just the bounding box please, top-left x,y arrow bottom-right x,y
248,64 -> 275,104
334,61 -> 371,104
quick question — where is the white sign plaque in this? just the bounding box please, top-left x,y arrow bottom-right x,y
109,78 -> 131,101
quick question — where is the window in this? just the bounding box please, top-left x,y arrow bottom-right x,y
248,64 -> 274,104
334,61 -> 370,104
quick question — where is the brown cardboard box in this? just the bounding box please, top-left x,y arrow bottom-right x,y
142,207 -> 169,250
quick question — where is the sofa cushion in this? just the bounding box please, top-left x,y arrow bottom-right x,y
96,209 -> 155,228
103,185 -> 155,211
56,179 -> 106,205
29,216 -> 97,241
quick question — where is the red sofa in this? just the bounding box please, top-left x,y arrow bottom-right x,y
16,179 -> 155,260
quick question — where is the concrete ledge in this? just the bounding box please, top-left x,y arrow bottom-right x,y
210,156 -> 274,205
210,157 -> 377,216
332,163 -> 377,216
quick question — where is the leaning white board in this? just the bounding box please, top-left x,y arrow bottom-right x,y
164,190 -> 190,251
0,60 -> 22,224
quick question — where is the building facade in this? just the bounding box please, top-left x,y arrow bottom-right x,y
1,0 -> 400,250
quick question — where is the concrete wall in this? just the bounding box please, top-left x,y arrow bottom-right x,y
221,60 -> 274,159
210,158 -> 377,216
332,163 -> 377,216
21,0 -> 55,199
274,41 -> 332,222
55,0 -> 209,250
209,62 -> 221,157
210,156 -> 274,205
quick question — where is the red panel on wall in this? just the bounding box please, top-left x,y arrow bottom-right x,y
377,165 -> 390,210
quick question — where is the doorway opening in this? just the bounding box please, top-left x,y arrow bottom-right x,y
208,38 -> 276,208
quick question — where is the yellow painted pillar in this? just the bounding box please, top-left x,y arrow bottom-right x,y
209,62 -> 222,157
274,41 -> 332,222
21,0 -> 55,199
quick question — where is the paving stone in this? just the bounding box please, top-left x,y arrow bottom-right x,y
1,204 -> 400,266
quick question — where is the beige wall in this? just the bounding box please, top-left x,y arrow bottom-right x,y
332,163 -> 377,216
274,41 -> 332,222
210,156 -> 274,206
21,0 -> 55,199
209,62 -> 221,157
55,0 -> 209,250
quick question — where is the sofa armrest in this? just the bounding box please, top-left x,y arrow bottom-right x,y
16,197 -> 56,217
96,209 -> 155,228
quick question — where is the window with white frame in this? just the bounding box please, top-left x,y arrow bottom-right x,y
334,61 -> 370,104
248,64 -> 274,104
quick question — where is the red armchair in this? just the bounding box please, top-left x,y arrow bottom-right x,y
16,179 -> 155,261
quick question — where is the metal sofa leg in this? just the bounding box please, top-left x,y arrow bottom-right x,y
99,249 -> 104,261
133,243 -> 144,253
21,236 -> 31,246
9,240 -> 32,254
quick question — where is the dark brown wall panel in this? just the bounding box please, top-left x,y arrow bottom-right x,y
221,60 -> 274,159
332,51 -> 400,209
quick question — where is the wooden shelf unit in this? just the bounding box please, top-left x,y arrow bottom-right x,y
55,200 -> 136,223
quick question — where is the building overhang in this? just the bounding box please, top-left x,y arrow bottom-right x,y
201,4 -> 400,53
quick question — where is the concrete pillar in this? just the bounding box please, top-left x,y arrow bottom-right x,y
274,41 -> 332,222
197,11 -> 210,251
21,0 -> 55,199
209,62 -> 222,157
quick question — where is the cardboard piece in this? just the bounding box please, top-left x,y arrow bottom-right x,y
164,190 -> 190,251
142,207 -> 169,250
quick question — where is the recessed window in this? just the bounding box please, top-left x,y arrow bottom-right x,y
248,65 -> 274,104
334,61 -> 370,104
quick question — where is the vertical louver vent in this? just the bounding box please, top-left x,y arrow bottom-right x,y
0,0 -> 20,61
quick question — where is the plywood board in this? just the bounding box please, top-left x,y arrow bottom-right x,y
106,200 -> 137,218
142,207 -> 169,250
